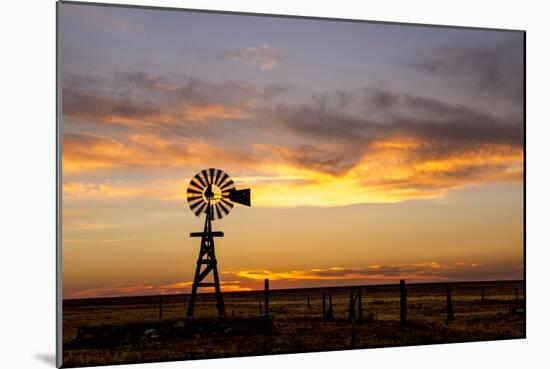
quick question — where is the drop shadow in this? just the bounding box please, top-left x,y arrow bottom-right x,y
34,353 -> 56,367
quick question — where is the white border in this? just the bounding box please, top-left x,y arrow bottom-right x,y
2,1 -> 549,369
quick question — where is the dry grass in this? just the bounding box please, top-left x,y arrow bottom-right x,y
62,281 -> 525,367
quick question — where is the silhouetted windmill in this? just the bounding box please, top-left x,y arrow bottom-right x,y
186,168 -> 251,317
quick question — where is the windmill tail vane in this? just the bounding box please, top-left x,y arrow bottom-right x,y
185,168 -> 251,317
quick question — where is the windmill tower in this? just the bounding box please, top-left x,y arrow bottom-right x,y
185,168 -> 251,317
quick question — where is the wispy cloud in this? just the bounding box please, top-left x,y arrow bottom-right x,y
62,66 -> 523,205
66,280 -> 251,299
257,88 -> 523,202
64,236 -> 138,243
409,41 -> 524,104
65,261 -> 522,298
63,89 -> 249,128
63,4 -> 138,34
62,132 -> 258,173
229,262 -> 513,283
63,177 -> 193,202
226,44 -> 282,71
62,132 -> 522,206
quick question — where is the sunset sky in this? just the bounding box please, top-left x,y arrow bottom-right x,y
60,3 -> 524,298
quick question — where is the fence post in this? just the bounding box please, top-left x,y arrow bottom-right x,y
159,295 -> 163,319
481,287 -> 485,303
348,289 -> 355,322
515,288 -> 519,302
357,289 -> 363,323
326,292 -> 334,320
400,279 -> 407,326
351,322 -> 357,348
446,287 -> 454,321
307,294 -> 310,308
264,278 -> 270,318
259,301 -> 262,315
322,292 -> 326,317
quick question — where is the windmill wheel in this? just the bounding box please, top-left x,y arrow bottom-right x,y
187,168 -> 235,220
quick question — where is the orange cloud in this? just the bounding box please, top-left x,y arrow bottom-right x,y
183,103 -> 249,122
354,139 -> 523,190
63,180 -> 175,200
69,283 -> 158,299
250,138 -> 523,206
61,71 -> 523,206
65,261 -> 522,299
231,264 -> 448,282
66,280 -> 251,299
227,261 -> 522,285
62,133 -> 523,206
62,132 -> 257,173
63,89 -> 249,129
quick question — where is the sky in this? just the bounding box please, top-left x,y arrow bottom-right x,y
60,3 -> 524,299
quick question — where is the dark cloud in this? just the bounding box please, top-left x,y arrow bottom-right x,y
322,262 -> 522,281
107,71 -> 274,105
63,89 -> 168,127
63,72 -> 290,130
363,161 -> 520,192
280,90 -> 522,145
409,40 -> 524,105
363,88 -> 398,111
68,261 -> 522,298
275,104 -> 376,143
260,83 -> 293,100
233,262 -> 523,284
62,66 -> 523,195
270,88 -> 523,178
272,144 -> 365,176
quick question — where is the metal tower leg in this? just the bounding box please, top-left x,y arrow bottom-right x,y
186,204 -> 225,317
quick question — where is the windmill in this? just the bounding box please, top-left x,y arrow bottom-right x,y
185,168 -> 251,317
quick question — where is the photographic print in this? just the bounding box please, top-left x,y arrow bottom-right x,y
57,1 -> 525,367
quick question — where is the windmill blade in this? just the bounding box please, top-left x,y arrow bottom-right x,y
187,192 -> 202,200
193,173 -> 207,189
188,172 -> 207,217
186,168 -> 250,219
187,186 -> 203,199
190,178 -> 206,191
187,196 -> 202,203
187,185 -> 203,194
213,203 -> 223,220
188,200 -> 203,212
189,197 -> 206,211
219,177 -> 235,191
208,168 -> 216,185
199,169 -> 212,186
228,189 -> 251,206
216,171 -> 229,187
213,169 -> 223,187
193,201 -> 208,216
218,198 -> 234,215
220,197 -> 234,209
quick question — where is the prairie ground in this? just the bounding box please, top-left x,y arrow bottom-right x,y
62,280 -> 525,367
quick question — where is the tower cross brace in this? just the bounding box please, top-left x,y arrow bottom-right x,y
186,202 -> 225,317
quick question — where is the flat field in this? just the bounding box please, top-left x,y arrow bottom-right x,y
62,280 -> 525,367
